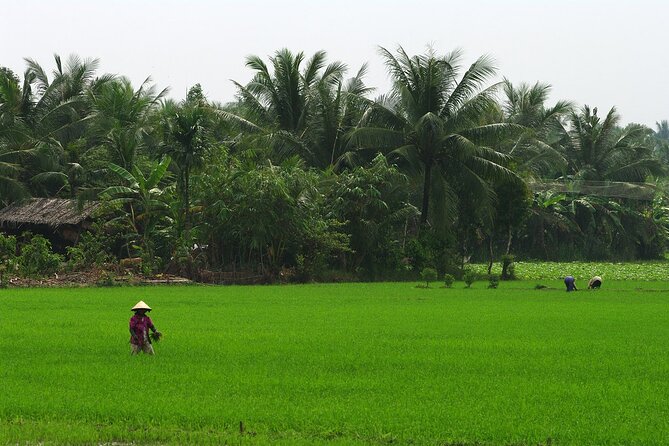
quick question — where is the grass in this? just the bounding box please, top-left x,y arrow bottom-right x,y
2,282 -> 669,445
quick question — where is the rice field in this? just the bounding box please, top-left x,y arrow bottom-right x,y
2,281 -> 669,445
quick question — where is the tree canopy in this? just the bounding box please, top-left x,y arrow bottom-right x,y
1,46 -> 668,281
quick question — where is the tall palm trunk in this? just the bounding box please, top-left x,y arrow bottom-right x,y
420,162 -> 432,224
180,168 -> 193,278
506,227 -> 513,254
487,236 -> 494,275
183,169 -> 190,236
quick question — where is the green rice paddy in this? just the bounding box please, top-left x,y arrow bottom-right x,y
2,281 -> 669,445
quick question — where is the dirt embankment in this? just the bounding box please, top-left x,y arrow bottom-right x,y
5,268 -> 190,287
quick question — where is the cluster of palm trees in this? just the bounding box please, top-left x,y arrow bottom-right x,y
0,47 -> 667,279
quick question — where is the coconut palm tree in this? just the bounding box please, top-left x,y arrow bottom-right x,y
0,55 -> 116,199
0,68 -> 32,203
655,120 -> 669,141
226,49 -> 359,166
499,80 -> 573,178
307,64 -> 374,169
351,46 -> 520,225
561,106 -> 663,183
22,54 -> 114,145
651,120 -> 669,165
88,77 -> 168,170
234,49 -> 345,131
158,92 -> 212,239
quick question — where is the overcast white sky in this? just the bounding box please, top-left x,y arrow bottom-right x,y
2,0 -> 667,127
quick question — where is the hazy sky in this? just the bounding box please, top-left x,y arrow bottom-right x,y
2,0 -> 667,127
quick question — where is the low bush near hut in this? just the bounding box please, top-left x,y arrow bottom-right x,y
18,234 -> 63,277
0,233 -> 17,259
65,228 -> 113,271
0,234 -> 18,281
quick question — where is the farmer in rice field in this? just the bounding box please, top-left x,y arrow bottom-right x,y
564,275 -> 577,292
588,276 -> 603,289
129,301 -> 161,355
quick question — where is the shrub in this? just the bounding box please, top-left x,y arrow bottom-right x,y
488,274 -> 500,289
420,267 -> 437,288
443,274 -> 455,288
66,230 -> 113,271
501,254 -> 516,280
0,233 -> 18,282
0,233 -> 17,259
96,271 -> 118,287
18,234 -> 63,277
463,270 -> 476,288
294,254 -> 310,283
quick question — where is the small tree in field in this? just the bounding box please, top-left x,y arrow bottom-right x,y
420,267 -> 437,288
463,271 -> 476,288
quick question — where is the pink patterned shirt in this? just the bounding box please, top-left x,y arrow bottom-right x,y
129,314 -> 155,345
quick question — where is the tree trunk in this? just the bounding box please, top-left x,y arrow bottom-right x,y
420,163 -> 432,224
183,169 -> 193,278
183,169 -> 191,238
539,219 -> 547,259
506,227 -> 513,254
487,236 -> 494,275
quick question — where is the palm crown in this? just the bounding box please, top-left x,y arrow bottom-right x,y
353,46 -> 520,225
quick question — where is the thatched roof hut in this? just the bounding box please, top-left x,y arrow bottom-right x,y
0,198 -> 100,227
0,198 -> 101,248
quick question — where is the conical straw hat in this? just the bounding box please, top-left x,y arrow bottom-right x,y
131,301 -> 152,311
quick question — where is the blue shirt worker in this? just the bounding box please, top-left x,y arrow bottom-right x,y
564,275 -> 577,292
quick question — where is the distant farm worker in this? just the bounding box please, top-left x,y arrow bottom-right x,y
129,301 -> 160,355
564,275 -> 577,292
588,276 -> 603,289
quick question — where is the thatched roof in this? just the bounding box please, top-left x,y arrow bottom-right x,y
0,198 -> 100,227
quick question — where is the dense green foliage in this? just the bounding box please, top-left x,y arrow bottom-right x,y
1,48 -> 669,281
2,283 -> 669,445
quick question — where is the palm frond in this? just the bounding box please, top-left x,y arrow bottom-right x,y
348,127 -> 405,151
215,108 -> 264,133
443,54 -> 497,116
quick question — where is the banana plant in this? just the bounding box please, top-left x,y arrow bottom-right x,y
100,155 -> 172,259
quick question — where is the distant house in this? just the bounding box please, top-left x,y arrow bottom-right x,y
0,198 -> 100,250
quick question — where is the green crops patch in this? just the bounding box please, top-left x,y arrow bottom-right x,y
470,260 -> 669,282
2,283 -> 669,445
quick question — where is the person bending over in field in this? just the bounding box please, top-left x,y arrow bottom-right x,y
564,275 -> 577,292
129,301 -> 161,355
588,276 -> 602,289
